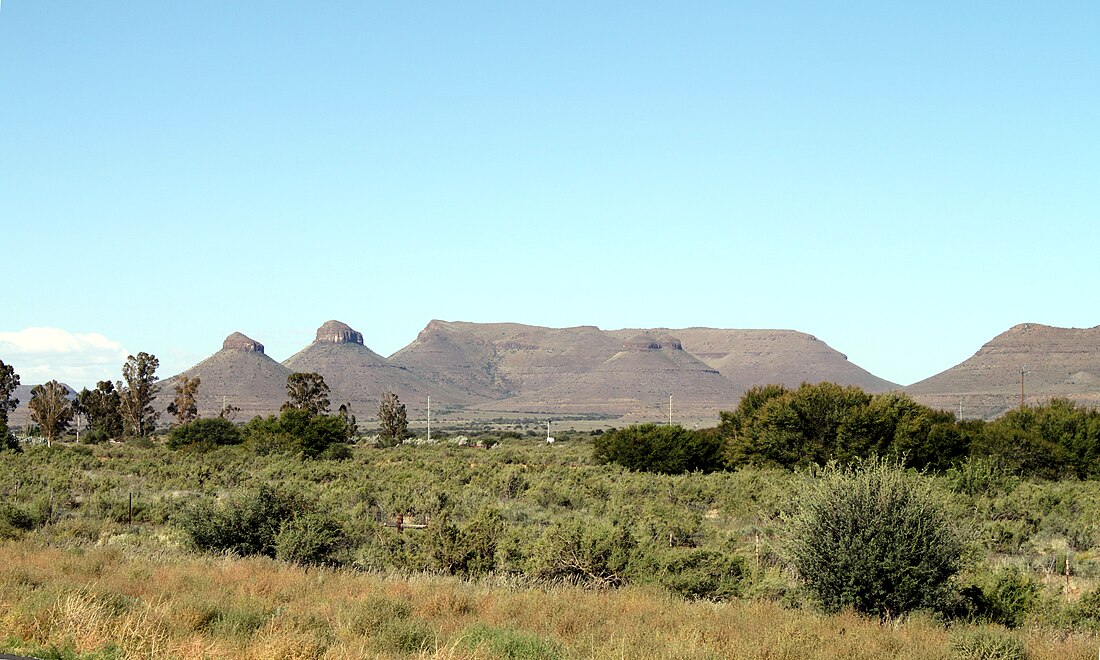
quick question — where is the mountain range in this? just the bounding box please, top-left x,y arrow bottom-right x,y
7,320 -> 1099,427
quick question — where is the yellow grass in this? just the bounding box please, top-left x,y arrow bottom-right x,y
0,539 -> 1096,659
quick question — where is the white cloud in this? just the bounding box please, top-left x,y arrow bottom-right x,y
0,327 -> 129,388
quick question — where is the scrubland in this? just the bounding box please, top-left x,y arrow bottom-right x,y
1,435 -> 1098,658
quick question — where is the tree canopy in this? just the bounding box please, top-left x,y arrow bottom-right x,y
119,352 -> 160,438
0,360 -> 20,450
28,380 -> 73,447
282,372 -> 330,416
75,380 -> 124,440
377,390 -> 408,446
166,376 -> 201,425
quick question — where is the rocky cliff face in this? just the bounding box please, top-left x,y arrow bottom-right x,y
223,332 -> 265,353
315,320 -> 364,345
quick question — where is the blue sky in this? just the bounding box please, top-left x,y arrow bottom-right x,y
1,2 -> 1098,389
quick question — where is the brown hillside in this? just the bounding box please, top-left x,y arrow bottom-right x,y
390,321 -> 623,396
156,332 -> 292,420
484,333 -> 742,420
906,323 -> 1100,419
608,328 -> 898,393
283,320 -> 484,416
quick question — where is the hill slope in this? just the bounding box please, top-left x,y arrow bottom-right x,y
906,323 -> 1100,418
609,328 -> 899,393
283,320 -> 484,417
483,333 -> 742,419
156,332 -> 292,420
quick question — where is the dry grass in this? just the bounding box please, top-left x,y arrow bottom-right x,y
0,538 -> 1096,659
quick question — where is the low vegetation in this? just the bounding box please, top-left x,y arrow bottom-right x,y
0,378 -> 1098,657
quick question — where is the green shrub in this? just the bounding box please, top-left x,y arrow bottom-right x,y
0,501 -> 38,539
176,485 -> 312,558
950,628 -> 1027,660
658,549 -> 745,601
350,595 -> 413,635
373,617 -> 435,654
458,623 -> 563,659
981,567 -> 1039,628
243,409 -> 353,459
167,418 -> 242,450
194,604 -> 271,640
1067,588 -> 1100,630
784,459 -> 965,618
423,508 -> 504,577
274,512 -> 349,566
593,424 -> 723,474
529,519 -> 637,587
80,429 -> 110,445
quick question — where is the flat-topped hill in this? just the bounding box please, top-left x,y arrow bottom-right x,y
390,321 -> 623,398
484,333 -> 741,419
608,327 -> 899,393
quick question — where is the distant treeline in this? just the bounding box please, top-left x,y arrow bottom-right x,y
596,383 -> 1100,480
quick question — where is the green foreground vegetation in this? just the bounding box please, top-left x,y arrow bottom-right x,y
1,425 -> 1099,658
3,360 -> 1100,658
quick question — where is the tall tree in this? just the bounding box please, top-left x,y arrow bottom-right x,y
166,376 -> 201,425
119,352 -> 160,438
28,380 -> 73,448
282,372 -> 330,416
377,390 -> 407,446
75,380 -> 124,439
0,359 -> 20,450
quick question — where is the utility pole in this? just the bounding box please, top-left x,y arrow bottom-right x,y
1018,365 -> 1029,409
426,395 -> 431,441
669,394 -> 673,426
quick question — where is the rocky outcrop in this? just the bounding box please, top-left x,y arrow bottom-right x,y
222,332 -> 265,353
315,320 -> 364,345
623,334 -> 661,351
622,334 -> 684,351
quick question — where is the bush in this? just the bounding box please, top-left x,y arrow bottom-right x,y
0,502 -> 38,539
784,459 -> 965,618
423,508 -> 504,577
81,428 -> 110,445
658,549 -> 745,601
243,409 -> 353,459
980,567 -> 1040,628
1068,588 -> 1100,630
593,424 -> 724,474
949,628 -> 1027,660
275,512 -> 349,566
177,485 -> 313,558
167,418 -> 243,450
458,623 -> 563,659
529,519 -> 637,587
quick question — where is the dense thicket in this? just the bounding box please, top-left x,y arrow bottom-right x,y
242,407 -> 356,459
716,383 -> 1100,478
593,424 -> 724,474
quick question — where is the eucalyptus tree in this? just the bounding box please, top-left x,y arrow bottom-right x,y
282,372 -> 330,416
28,380 -> 73,447
119,352 -> 160,437
0,359 -> 20,449
167,376 -> 201,425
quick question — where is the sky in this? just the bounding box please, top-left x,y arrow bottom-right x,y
1,2 -> 1098,390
